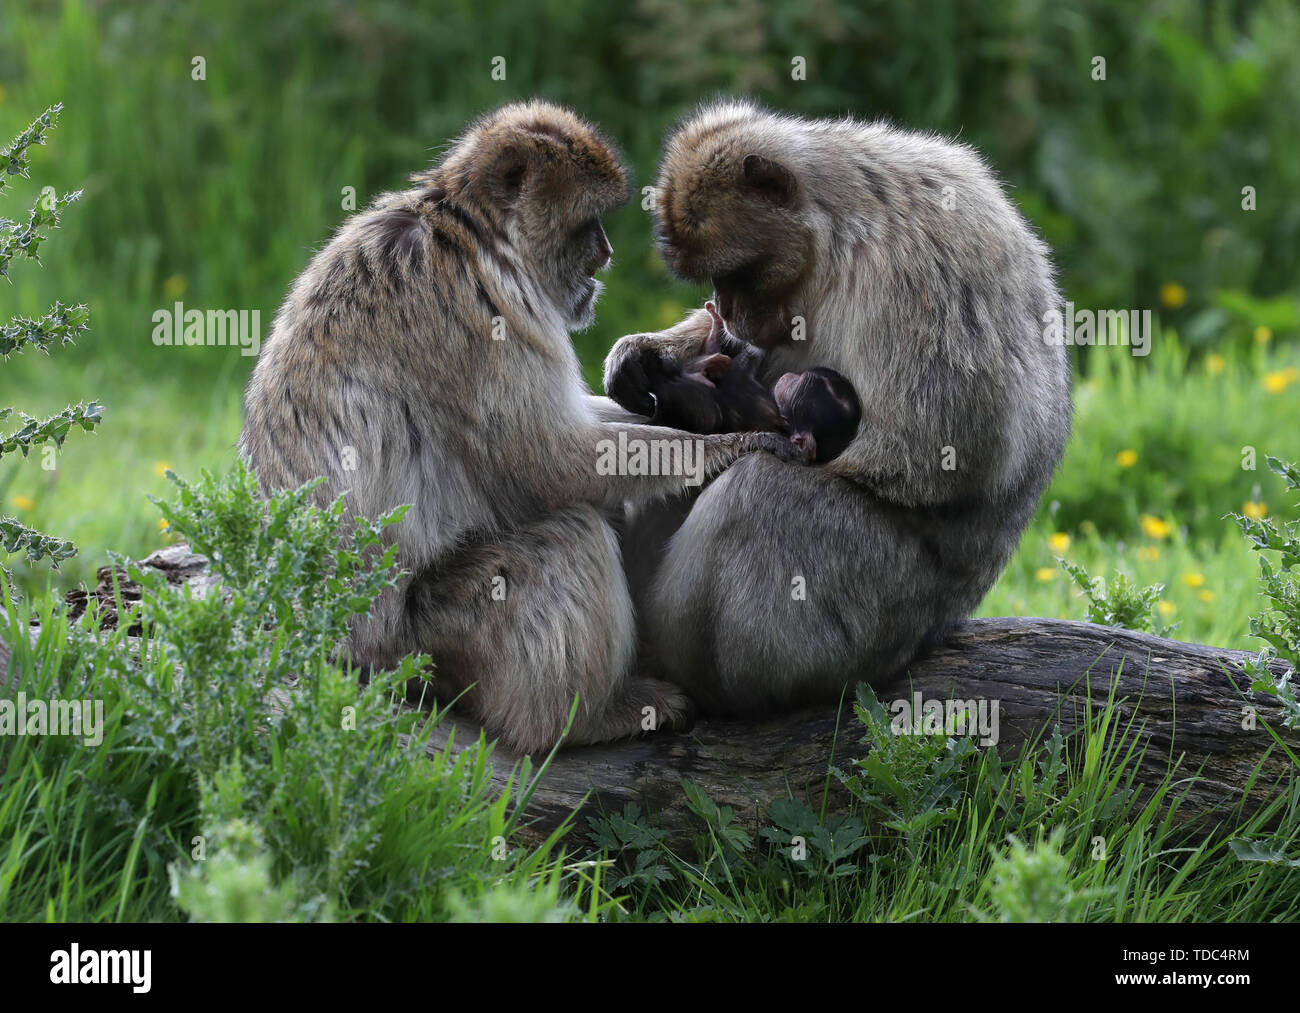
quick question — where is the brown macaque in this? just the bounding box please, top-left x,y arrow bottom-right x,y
604,99 -> 1069,717
644,302 -> 860,463
240,101 -> 803,756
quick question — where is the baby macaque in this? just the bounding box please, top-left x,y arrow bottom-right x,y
646,302 -> 861,463
642,302 -> 781,435
772,364 -> 861,464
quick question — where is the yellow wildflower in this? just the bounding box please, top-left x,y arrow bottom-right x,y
1263,369 -> 1299,394
1206,353 -> 1225,376
1136,546 -> 1160,562
1242,501 -> 1267,519
1198,590 -> 1215,603
155,460 -> 172,478
1139,514 -> 1172,539
1157,600 -> 1177,617
1181,572 -> 1205,588
12,495 -> 35,511
1048,532 -> 1070,553
1035,567 -> 1058,582
1159,283 -> 1187,309
1116,449 -> 1138,469
1254,326 -> 1272,344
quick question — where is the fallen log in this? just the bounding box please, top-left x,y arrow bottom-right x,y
483,617 -> 1297,842
12,545 -> 1297,843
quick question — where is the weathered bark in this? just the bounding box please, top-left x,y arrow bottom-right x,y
15,545 -> 1298,843
452,618 -> 1296,841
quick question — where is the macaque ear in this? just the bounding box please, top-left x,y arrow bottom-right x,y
742,153 -> 797,207
486,143 -> 531,205
791,431 -> 817,462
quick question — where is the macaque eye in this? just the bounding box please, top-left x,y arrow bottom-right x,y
568,218 -> 598,249
579,218 -> 612,275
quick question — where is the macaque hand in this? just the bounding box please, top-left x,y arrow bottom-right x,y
603,308 -> 715,415
743,430 -> 810,466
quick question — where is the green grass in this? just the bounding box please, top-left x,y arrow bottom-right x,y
7,559 -> 1299,923
583,685 -> 1300,922
1,591 -> 195,921
0,603 -> 609,922
981,331 -> 1300,651
0,475 -> 615,923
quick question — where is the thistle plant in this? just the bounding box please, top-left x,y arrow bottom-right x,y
1233,456 -> 1300,729
1059,558 -> 1175,636
0,103 -> 104,582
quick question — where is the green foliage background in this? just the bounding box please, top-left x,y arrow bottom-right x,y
1,0 -> 1298,647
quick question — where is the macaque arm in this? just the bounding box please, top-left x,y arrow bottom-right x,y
586,394 -> 652,425
558,420 -> 801,510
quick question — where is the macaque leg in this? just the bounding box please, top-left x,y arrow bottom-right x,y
404,504 -> 692,754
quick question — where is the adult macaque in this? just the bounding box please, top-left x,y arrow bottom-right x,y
605,99 -> 1071,713
240,100 -> 800,753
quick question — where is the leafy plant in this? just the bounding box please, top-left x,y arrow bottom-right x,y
14,460 -> 582,921
169,766 -> 324,923
0,104 -> 101,582
831,683 -> 983,851
586,804 -> 675,893
1233,456 -> 1300,729
760,799 -> 868,879
978,830 -> 1110,922
1060,558 -> 1175,635
681,777 -> 753,868
1228,837 -> 1300,869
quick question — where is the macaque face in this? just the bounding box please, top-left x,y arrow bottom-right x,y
772,367 -> 862,463
550,215 -> 614,329
711,266 -> 802,350
654,147 -> 814,349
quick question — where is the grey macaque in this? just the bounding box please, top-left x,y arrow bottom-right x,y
239,100 -> 799,753
605,99 -> 1071,713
